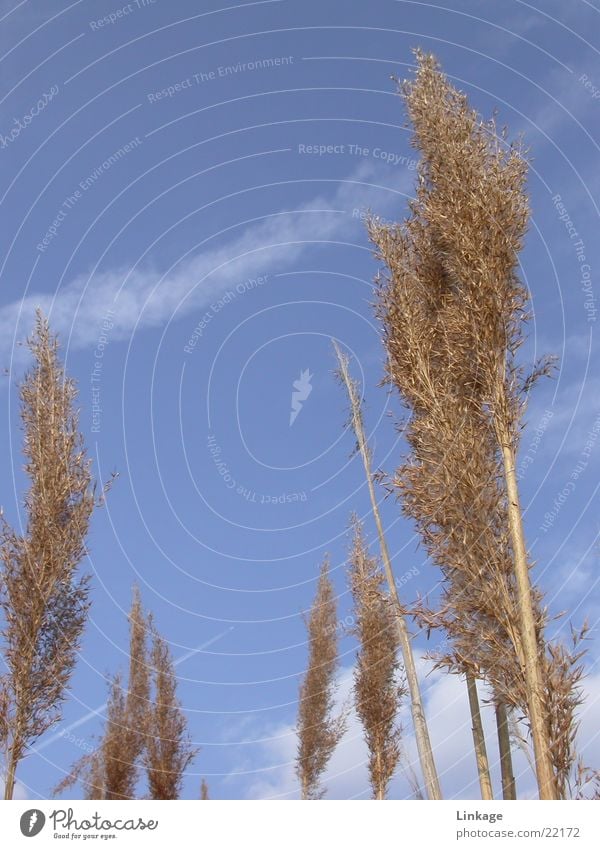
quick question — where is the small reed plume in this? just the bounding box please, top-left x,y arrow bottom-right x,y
55,591 -> 197,800
55,586 -> 151,799
347,516 -> 404,799
296,558 -> 346,799
143,618 -> 198,800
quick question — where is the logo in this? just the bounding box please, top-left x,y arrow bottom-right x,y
20,810 -> 46,837
289,368 -> 313,426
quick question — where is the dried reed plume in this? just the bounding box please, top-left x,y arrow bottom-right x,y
0,313 -> 104,799
55,587 -> 151,799
200,778 -> 210,799
333,340 -> 442,799
369,49 -> 585,798
126,586 -> 151,771
143,618 -> 198,800
394,400 -> 512,799
544,624 -> 589,798
296,558 -> 346,799
99,673 -> 138,800
348,516 -> 404,799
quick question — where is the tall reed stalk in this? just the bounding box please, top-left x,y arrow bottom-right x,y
368,50 -> 589,799
334,342 -> 442,800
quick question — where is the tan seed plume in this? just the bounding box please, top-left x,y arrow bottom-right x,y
1,312 -> 106,799
295,558 -> 346,799
347,516 -> 404,799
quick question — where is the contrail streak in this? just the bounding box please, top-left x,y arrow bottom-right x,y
31,626 -> 234,754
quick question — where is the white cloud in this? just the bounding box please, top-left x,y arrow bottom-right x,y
230,657 -> 600,800
0,160 -> 413,371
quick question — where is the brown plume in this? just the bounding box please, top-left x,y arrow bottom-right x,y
54,587 -> 151,799
347,516 -> 404,799
55,589 -> 197,801
1,312 -> 105,799
333,341 -> 442,799
143,618 -> 197,800
369,50 -> 586,799
295,558 -> 346,799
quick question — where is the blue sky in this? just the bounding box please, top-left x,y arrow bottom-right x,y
0,0 -> 599,800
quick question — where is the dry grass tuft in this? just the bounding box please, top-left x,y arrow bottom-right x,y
296,558 -> 346,799
0,312 -> 107,799
333,341 -> 442,799
143,617 -> 197,800
368,50 -> 586,799
55,587 -> 196,800
348,516 -> 404,799
54,588 -> 150,799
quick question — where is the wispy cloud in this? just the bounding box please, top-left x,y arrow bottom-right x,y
0,160 -> 412,371
227,657 -> 600,800
35,626 -> 233,758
